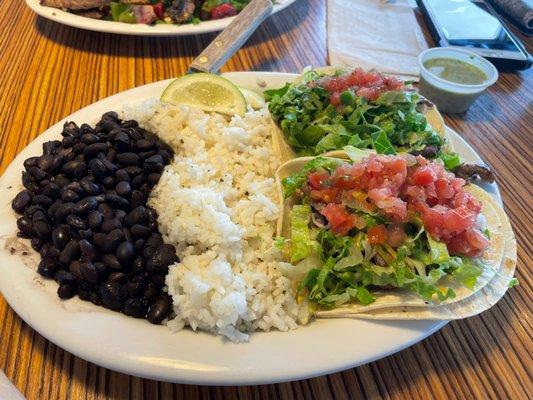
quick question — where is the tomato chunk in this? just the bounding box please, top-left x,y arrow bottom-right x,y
368,224 -> 388,245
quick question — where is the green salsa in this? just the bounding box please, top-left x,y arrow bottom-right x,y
424,58 -> 488,85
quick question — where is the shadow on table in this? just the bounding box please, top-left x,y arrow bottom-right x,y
32,0 -> 309,64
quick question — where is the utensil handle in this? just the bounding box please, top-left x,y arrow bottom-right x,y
189,0 -> 273,74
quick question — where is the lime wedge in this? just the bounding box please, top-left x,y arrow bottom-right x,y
239,87 -> 266,110
161,73 -> 247,117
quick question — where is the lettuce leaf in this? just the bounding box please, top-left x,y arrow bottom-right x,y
290,205 -> 321,263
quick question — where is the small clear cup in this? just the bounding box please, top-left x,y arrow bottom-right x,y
418,48 -> 498,113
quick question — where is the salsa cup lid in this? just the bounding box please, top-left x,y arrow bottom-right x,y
418,48 -> 498,94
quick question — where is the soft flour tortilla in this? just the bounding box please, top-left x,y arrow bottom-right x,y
316,185 -> 516,320
269,67 -> 450,163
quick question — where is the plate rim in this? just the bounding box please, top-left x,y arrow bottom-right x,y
25,0 -> 297,36
0,72 -> 500,385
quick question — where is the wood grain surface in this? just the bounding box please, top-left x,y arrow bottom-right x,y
0,1 -> 532,399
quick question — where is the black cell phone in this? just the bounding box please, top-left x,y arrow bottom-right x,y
417,0 -> 532,70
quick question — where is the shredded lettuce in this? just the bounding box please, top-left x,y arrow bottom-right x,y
508,278 -> 519,288
266,69 -> 446,157
281,157 -> 341,197
289,205 -> 321,263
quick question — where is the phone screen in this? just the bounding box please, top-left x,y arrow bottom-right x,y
424,0 -> 520,51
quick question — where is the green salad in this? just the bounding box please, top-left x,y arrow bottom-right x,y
264,68 -> 453,161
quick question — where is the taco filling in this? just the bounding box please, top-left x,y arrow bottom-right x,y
279,151 -> 494,310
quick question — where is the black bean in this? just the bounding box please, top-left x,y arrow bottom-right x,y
81,133 -> 99,145
24,156 -> 40,170
54,202 -> 75,222
78,289 -> 90,301
12,190 -> 33,213
108,272 -> 126,283
74,196 -> 98,214
61,189 -> 79,202
32,220 -> 51,239
130,224 -> 151,239
62,160 -> 87,179
107,229 -> 125,251
102,111 -> 119,121
146,233 -> 163,249
130,174 -> 144,189
62,121 -> 79,137
138,150 -> 157,160
17,217 -> 33,236
57,284 -> 76,299
32,195 -> 52,207
102,120 -> 120,132
115,169 -> 130,182
102,176 -> 115,189
80,180 -> 101,196
52,226 -> 71,250
67,214 -> 87,230
147,244 -> 177,274
43,140 -> 61,155
50,155 -> 66,173
72,143 -> 86,154
31,237 -> 43,251
62,135 -> 77,148
83,142 -> 109,159
94,262 -> 107,279
116,241 -> 135,264
81,262 -> 99,284
55,270 -> 76,286
147,173 -> 161,185
131,257 -> 145,274
122,120 -> 138,128
421,145 -> 438,159
88,158 -> 108,179
37,257 -> 57,277
113,131 -> 131,151
89,292 -> 102,306
98,203 -> 114,220
122,227 -> 132,243
135,139 -> 154,151
39,242 -> 54,258
80,123 -> 94,135
158,150 -> 172,164
29,166 -> 47,181
105,193 -> 129,209
37,155 -> 55,171
125,206 -> 147,227
115,209 -> 126,223
92,232 -> 107,249
146,294 -> 172,324
133,239 -> 145,251
116,152 -> 139,166
79,239 -> 97,261
100,218 -> 122,233
125,166 -> 143,176
130,190 -> 147,209
88,210 -> 103,230
102,254 -> 122,270
59,240 -> 79,265
143,154 -> 164,172
123,298 -> 146,318
31,210 -> 46,222
151,274 -> 166,288
41,183 -> 60,199
115,181 -> 131,197
99,281 -> 127,311
53,175 -> 70,188
126,275 -> 145,296
65,181 -> 83,194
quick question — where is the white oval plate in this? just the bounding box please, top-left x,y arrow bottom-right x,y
25,0 -> 296,36
0,72 -> 501,385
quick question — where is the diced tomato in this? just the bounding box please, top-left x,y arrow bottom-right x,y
330,92 -> 341,106
368,224 -> 388,245
411,165 -> 436,186
210,3 -> 237,20
153,2 -> 164,19
310,188 -> 339,203
447,229 -> 489,257
435,178 -> 455,201
308,171 -> 330,189
320,203 -> 356,235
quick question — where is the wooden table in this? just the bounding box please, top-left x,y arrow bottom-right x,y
1,1 -> 531,398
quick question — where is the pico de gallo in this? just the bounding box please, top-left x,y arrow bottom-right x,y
265,68 -> 458,162
279,150 -> 491,308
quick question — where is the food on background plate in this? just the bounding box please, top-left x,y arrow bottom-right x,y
40,0 -> 254,24
264,67 -> 496,183
276,149 -> 515,321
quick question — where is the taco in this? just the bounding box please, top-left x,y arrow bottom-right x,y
266,66 -> 454,164
275,151 -> 515,321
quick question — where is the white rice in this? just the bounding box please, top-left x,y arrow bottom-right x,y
122,100 -> 298,342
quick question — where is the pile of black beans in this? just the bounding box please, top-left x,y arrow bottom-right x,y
11,111 -> 177,324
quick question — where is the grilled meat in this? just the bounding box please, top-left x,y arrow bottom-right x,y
168,0 -> 195,23
41,0 -> 110,10
453,163 -> 496,184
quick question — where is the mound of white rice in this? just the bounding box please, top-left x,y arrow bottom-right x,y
123,100 -> 298,342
